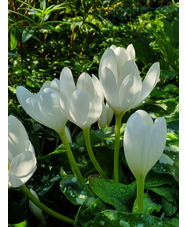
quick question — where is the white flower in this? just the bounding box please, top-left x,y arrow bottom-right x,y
123,110 -> 167,179
16,79 -> 67,134
60,67 -> 102,129
8,115 -> 37,187
29,189 -> 47,227
65,126 -> 72,143
99,44 -> 160,114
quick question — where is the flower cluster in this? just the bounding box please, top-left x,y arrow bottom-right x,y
9,44 -> 167,217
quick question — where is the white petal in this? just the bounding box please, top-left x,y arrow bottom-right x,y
69,90 -> 91,128
145,117 -> 167,172
65,126 -> 72,143
118,60 -> 139,87
8,115 -> 29,163
60,67 -> 75,98
85,96 -> 102,128
100,67 -> 120,113
9,151 -> 37,187
124,110 -> 153,178
39,88 -> 67,132
16,86 -> 43,123
50,78 -> 60,92
126,44 -> 135,60
92,74 -> 104,101
134,62 -> 160,107
106,103 -> 113,127
113,47 -> 128,76
99,48 -> 118,83
118,73 -> 142,112
98,102 -> 107,129
77,72 -> 96,98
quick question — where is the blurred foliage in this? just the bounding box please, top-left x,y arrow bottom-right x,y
8,0 -> 179,226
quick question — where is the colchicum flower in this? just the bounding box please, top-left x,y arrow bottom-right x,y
98,44 -> 160,114
123,110 -> 167,212
123,109 -> 167,179
16,79 -> 67,134
60,67 -> 102,129
8,115 -> 37,188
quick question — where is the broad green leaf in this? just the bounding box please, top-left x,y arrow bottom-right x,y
162,198 -> 177,217
145,172 -> 175,187
87,210 -> 175,227
22,28 -> 35,42
59,175 -> 94,205
10,219 -> 27,227
10,28 -> 19,50
145,185 -> 178,205
89,175 -> 136,212
133,193 -> 162,214
152,149 -> 179,182
75,197 -> 108,227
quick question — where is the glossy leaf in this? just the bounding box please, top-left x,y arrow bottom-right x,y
22,28 -> 35,43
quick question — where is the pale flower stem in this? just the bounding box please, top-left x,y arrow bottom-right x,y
136,175 -> 145,213
19,184 -> 74,225
114,113 -> 123,182
83,128 -> 108,179
58,128 -> 85,185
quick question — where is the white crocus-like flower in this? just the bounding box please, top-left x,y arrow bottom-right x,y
8,115 -> 37,188
29,189 -> 47,227
98,44 -> 160,114
16,79 -> 67,134
60,67 -> 102,129
123,110 -> 167,179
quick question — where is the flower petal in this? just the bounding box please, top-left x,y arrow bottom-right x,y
92,74 -> 104,101
8,115 -> 29,163
127,44 -> 135,60
134,62 -> 160,107
100,67 -> 120,113
118,60 -> 139,87
77,72 -> 96,98
69,89 -> 91,128
60,67 -> 75,99
99,48 -> 118,83
9,151 -> 37,187
118,73 -> 142,112
85,95 -> 102,128
98,102 -> 107,129
39,88 -> 67,132
145,117 -> 167,172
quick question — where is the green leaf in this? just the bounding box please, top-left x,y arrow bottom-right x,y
40,0 -> 46,11
22,28 -> 35,42
133,193 -> 162,214
75,197 -> 108,227
10,28 -> 19,50
152,149 -> 179,182
87,210 -> 175,227
59,175 -> 94,205
162,198 -> 177,217
89,175 -> 136,212
145,185 -> 178,205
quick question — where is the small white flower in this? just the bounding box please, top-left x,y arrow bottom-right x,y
60,67 -> 102,129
